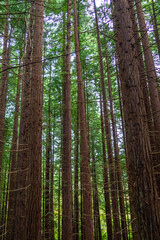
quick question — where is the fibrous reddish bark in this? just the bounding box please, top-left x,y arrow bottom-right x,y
7,60 -> 21,240
0,0 -> 9,182
73,0 -> 94,238
26,1 -> 44,239
93,1 -> 121,239
113,0 -> 160,238
62,0 -> 73,239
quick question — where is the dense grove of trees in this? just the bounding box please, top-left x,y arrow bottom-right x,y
0,0 -> 160,239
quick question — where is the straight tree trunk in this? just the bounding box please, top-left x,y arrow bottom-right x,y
50,108 -> 55,240
73,109 -> 79,240
6,61 -> 21,240
128,0 -> 155,151
62,0 -> 73,239
151,0 -> 160,58
73,0 -> 94,239
26,1 -> 44,239
113,0 -> 160,239
100,97 -> 113,240
0,0 -> 9,181
45,99 -> 51,240
93,1 -> 121,239
58,170 -> 61,240
135,0 -> 160,192
104,41 -> 128,240
14,3 -> 34,239
91,144 -> 102,240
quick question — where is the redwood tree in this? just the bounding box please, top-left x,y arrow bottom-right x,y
113,0 -> 160,239
26,1 -> 44,239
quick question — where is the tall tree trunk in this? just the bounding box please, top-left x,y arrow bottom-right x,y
73,108 -> 79,240
6,60 -> 21,240
151,0 -> 160,58
50,107 -> 55,240
14,3 -> 34,239
45,95 -> 51,240
128,0 -> 155,151
100,97 -> 113,240
113,0 -> 160,239
93,1 -> 121,239
135,0 -> 160,193
58,170 -> 61,240
91,143 -> 102,240
0,0 -> 9,182
104,41 -> 128,240
73,0 -> 94,239
116,69 -> 134,240
26,1 -> 44,239
62,0 -> 73,239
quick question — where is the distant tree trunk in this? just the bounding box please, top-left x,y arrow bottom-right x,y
14,3 -> 34,239
113,0 -> 160,239
26,1 -> 44,239
135,0 -> 160,193
73,0 -> 94,239
116,70 -> 134,240
73,109 -> 79,240
93,1 -> 121,239
6,60 -> 21,240
62,0 -> 73,239
45,92 -> 51,240
58,170 -> 61,240
0,0 -> 9,181
50,107 -> 55,240
91,143 -> 102,240
100,97 -> 113,240
104,41 -> 128,240
151,0 -> 160,58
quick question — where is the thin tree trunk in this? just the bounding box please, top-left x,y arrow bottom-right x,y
58,170 -> 61,240
113,0 -> 160,239
93,1 -> 121,239
151,0 -> 160,58
73,0 -> 94,239
50,107 -> 55,240
6,60 -> 21,240
104,41 -> 128,240
91,143 -> 102,240
100,97 -> 113,240
0,0 -> 9,182
45,96 -> 51,240
116,70 -> 134,240
62,0 -> 73,239
26,1 -> 44,239
73,108 -> 79,240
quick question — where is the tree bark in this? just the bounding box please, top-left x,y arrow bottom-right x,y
73,0 -> 94,239
0,0 -> 9,182
73,109 -> 79,240
62,0 -> 73,239
100,98 -> 113,240
26,1 -> 44,239
93,1 -> 121,239
135,0 -> 160,193
151,0 -> 160,58
14,3 -> 34,239
7,60 -> 21,240
104,41 -> 128,240
113,0 -> 160,239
